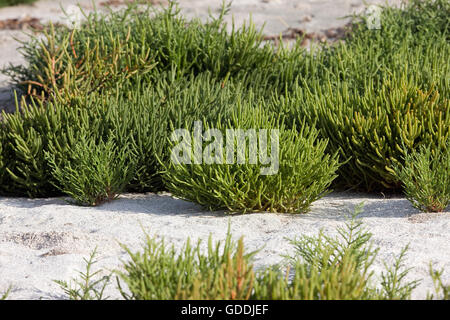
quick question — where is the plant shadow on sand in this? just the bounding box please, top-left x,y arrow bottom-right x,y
3,191 -> 445,221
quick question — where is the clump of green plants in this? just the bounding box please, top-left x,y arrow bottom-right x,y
0,0 -> 36,8
55,207 -> 450,300
117,226 -> 257,300
46,133 -> 135,206
254,204 -> 419,299
0,84 -> 170,197
0,0 -> 449,199
117,206 -> 427,300
2,1 -> 273,101
283,0 -> 450,191
162,101 -> 341,214
54,247 -> 111,300
118,207 -> 423,300
0,96 -> 85,197
105,83 -> 171,192
393,143 -> 450,212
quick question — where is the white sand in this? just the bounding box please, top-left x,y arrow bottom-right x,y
0,192 -> 449,299
1,0 -> 448,300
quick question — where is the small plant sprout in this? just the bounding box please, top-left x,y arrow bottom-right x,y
393,143 -> 450,213
54,247 -> 112,300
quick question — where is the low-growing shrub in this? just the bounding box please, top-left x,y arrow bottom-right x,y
162,101 -> 341,214
46,133 -> 135,206
2,1 -> 274,101
428,265 -> 450,300
0,84 -> 171,197
117,227 -> 257,300
55,207 -> 450,300
0,0 -> 36,8
99,82 -> 172,192
3,23 -> 156,103
54,247 -> 111,300
0,97 -> 95,197
161,72 -> 250,129
278,0 -> 450,191
114,208 -> 420,300
311,0 -> 449,99
0,0 -> 448,198
393,143 -> 450,212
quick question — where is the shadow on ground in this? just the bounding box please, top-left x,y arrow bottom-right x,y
0,191 -> 432,221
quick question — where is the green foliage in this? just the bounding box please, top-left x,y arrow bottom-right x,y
0,286 -> 11,300
0,84 -> 170,197
381,0 -> 450,42
254,204 -> 419,299
162,100 -> 340,214
253,257 -> 376,300
379,245 -> 419,300
318,0 -> 449,95
286,204 -> 377,272
0,92 -> 119,197
105,83 -> 171,192
3,23 -> 156,103
0,0 -> 36,8
253,0 -> 446,191
117,226 -> 258,300
293,78 -> 449,191
427,264 -> 450,300
393,143 -> 450,212
52,206 -> 450,300
279,0 -> 450,191
0,97 -> 82,197
46,133 -> 135,206
0,129 -> 6,188
111,207 -> 421,300
0,0 -> 449,197
54,247 -> 111,300
2,1 -> 273,100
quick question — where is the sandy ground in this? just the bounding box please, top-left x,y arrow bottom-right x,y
0,192 -> 449,300
0,0 -> 449,300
